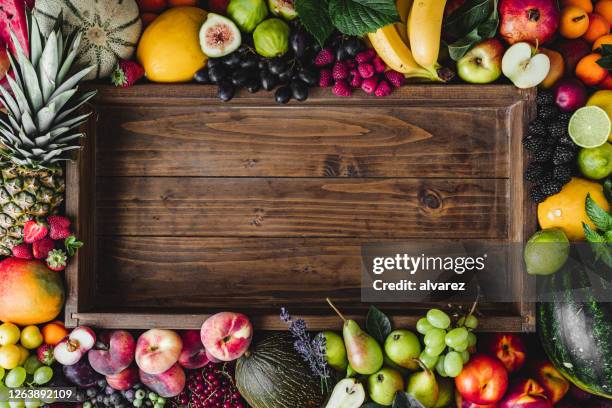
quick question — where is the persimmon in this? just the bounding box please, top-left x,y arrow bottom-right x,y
583,13 -> 611,43
560,6 -> 590,38
595,0 -> 612,24
41,321 -> 68,346
576,53 -> 608,85
562,0 -> 593,13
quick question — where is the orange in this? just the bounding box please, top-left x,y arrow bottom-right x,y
560,6 -> 590,38
562,0 -> 593,13
538,178 -> 610,241
583,13 -> 611,42
576,53 -> 608,85
41,320 -> 68,346
595,0 -> 612,24
593,33 -> 612,50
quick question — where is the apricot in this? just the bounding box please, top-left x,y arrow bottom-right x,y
560,6 -> 590,38
593,33 -> 612,50
576,53 -> 608,85
540,48 -> 565,88
562,0 -> 593,13
595,0 -> 612,24
583,13 -> 611,43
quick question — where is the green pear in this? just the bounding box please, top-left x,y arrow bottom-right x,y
367,368 -> 405,406
384,329 -> 422,370
325,378 -> 365,408
406,361 -> 439,408
383,354 -> 410,376
346,364 -> 357,378
327,299 -> 384,375
433,377 -> 453,408
321,331 -> 348,372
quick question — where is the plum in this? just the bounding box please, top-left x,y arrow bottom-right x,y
63,358 -> 102,387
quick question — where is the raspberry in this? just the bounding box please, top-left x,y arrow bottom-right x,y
385,70 -> 405,87
332,80 -> 352,97
361,77 -> 379,94
346,59 -> 357,69
319,69 -> 332,87
349,72 -> 363,88
355,49 -> 376,63
314,48 -> 335,67
374,79 -> 392,97
332,61 -> 349,80
358,63 -> 375,79
372,56 -> 386,73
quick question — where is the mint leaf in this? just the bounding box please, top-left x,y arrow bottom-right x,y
295,0 -> 334,47
366,306 -> 392,345
586,193 -> 612,231
328,0 -> 399,36
584,222 -> 605,243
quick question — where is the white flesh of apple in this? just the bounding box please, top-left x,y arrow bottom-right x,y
325,378 -> 366,408
502,42 -> 550,89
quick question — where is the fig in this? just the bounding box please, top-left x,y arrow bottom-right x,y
253,18 -> 290,58
199,13 -> 242,58
227,0 -> 268,33
268,0 -> 297,20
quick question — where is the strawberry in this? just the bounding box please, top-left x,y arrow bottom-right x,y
23,220 -> 48,243
385,70 -> 405,88
314,48 -> 335,67
12,244 -> 32,259
332,61 -> 349,80
33,237 -> 55,260
47,215 -> 71,240
46,249 -> 67,272
37,344 -> 55,366
357,63 -> 375,79
111,60 -> 145,88
375,79 -> 392,97
332,80 -> 351,97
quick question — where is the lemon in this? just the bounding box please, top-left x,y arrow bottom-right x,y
137,7 -> 208,83
568,106 -> 611,148
587,90 -> 612,142
538,177 -> 610,241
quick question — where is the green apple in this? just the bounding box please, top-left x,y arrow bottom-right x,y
457,39 -> 504,84
384,329 -> 421,370
524,228 -> 570,276
367,368 -> 405,406
321,331 -> 348,372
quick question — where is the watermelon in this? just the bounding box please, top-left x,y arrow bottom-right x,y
538,266 -> 612,399
0,0 -> 32,83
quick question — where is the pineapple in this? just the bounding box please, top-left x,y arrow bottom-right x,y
0,10 -> 95,255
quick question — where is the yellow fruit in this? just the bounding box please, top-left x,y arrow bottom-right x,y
15,345 -> 28,365
538,178 -> 610,241
587,90 -> 612,141
394,22 -> 410,45
0,345 -> 21,369
408,0 -> 447,70
19,326 -> 43,350
0,323 -> 20,346
137,7 -> 208,83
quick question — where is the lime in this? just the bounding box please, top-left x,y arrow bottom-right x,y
578,143 -> 612,180
569,106 -> 611,148
524,228 -> 570,276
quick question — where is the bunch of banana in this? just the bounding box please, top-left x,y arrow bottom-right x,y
367,0 -> 447,81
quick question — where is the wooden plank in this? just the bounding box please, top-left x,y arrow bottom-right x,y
95,105 -> 510,178
95,178 -> 509,238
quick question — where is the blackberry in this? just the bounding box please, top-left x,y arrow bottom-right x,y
553,145 -> 576,165
540,180 -> 564,197
524,162 -> 546,182
553,165 -> 573,184
530,185 -> 547,203
557,112 -> 572,123
547,121 -> 567,139
532,145 -> 554,162
558,133 -> 576,147
523,136 -> 544,152
537,104 -> 558,121
536,90 -> 555,106
528,119 -> 548,137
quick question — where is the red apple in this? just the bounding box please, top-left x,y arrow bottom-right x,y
178,330 -> 209,369
139,363 -> 186,398
487,333 -> 526,373
500,0 -> 560,45
88,330 -> 135,375
455,354 -> 509,405
556,38 -> 591,75
106,365 -> 139,391
499,379 -> 553,408
554,78 -> 587,111
201,312 -> 253,362
533,361 -> 569,404
455,391 -> 499,407
135,329 -> 182,375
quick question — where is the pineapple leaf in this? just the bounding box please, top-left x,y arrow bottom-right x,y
11,31 -> 44,112
0,85 -> 22,121
586,193 -> 612,231
17,128 -> 35,148
36,105 -> 57,134
33,133 -> 52,146
46,88 -> 76,117
39,30 -> 59,103
27,12 -> 43,67
54,133 -> 84,144
48,65 -> 93,102
57,31 -> 81,84
20,111 -> 36,136
6,51 -> 24,92
54,90 -> 96,123
52,112 -> 90,131
6,75 -> 32,118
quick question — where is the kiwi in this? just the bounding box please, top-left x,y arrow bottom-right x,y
268,0 -> 297,20
199,13 -> 242,58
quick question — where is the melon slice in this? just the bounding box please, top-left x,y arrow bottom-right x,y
0,0 -> 31,83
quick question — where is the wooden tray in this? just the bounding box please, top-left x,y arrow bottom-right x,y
64,84 -> 537,332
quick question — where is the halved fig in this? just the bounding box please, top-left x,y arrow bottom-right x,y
268,0 -> 297,20
199,13 -> 242,58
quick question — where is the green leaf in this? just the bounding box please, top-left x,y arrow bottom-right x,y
392,392 -> 426,408
295,0 -> 334,47
590,241 -> 612,268
365,306 -> 392,345
597,55 -> 612,70
604,178 -> 612,204
586,193 -> 612,231
444,0 -> 493,40
64,235 -> 83,257
583,222 -> 605,243
447,28 -> 482,61
328,0 -> 399,36
605,230 -> 612,243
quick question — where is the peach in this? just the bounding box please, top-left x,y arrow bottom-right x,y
455,354 -> 509,405
106,364 -> 139,391
533,361 -> 569,404
540,48 -> 565,88
487,333 -> 527,373
139,363 -> 186,398
595,0 -> 612,25
562,0 -> 593,13
499,379 -> 553,408
135,329 -> 182,375
178,330 -> 209,369
583,13 -> 611,43
200,312 -> 253,362
560,6 -> 590,39
88,330 -> 135,375
53,326 -> 96,366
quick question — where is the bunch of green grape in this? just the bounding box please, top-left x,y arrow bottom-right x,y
416,309 -> 478,378
0,355 -> 54,408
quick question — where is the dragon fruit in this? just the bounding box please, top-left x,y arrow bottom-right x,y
0,0 -> 32,83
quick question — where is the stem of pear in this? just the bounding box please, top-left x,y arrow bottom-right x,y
326,298 -> 346,322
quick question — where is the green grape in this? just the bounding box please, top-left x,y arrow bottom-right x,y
148,392 -> 158,402
464,315 -> 479,329
83,402 -> 92,408
156,397 -> 166,405
435,354 -> 448,377
5,368 -> 25,388
444,351 -> 464,377
445,327 -> 469,349
133,399 -> 143,408
424,328 -> 446,347
460,350 -> 470,363
425,342 -> 446,357
419,351 -> 439,369
33,366 -> 53,385
426,309 -> 451,329
453,340 -> 469,352
416,318 -> 434,335
467,332 -> 477,348
23,356 -> 42,375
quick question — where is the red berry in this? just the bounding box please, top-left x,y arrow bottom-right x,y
111,59 -> 145,88
332,61 -> 349,80
47,215 -> 71,240
23,220 -> 48,243
375,79 -> 393,97
12,244 -> 32,259
314,48 -> 334,67
318,69 -> 332,87
356,49 -> 376,63
361,77 -> 379,94
373,56 -> 386,73
332,80 -> 351,97
46,249 -> 67,272
37,344 -> 55,366
385,70 -> 405,87
346,59 -> 357,69
33,237 -> 55,260
349,72 -> 363,88
357,63 -> 375,79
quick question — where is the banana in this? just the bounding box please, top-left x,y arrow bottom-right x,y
394,22 -> 410,45
396,0 -> 413,23
367,25 -> 440,80
408,0 -> 447,72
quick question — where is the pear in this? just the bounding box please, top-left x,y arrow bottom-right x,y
327,299 -> 384,375
325,378 -> 366,408
368,368 -> 405,406
321,331 -> 348,372
433,377 -> 454,408
406,360 -> 439,408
